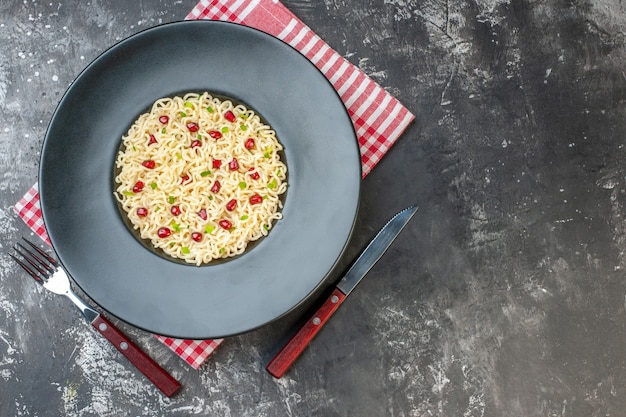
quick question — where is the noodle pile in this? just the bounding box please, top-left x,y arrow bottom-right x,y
114,92 -> 287,265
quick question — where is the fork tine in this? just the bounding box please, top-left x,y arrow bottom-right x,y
15,243 -> 55,275
10,252 -> 44,283
22,238 -> 58,267
14,244 -> 53,277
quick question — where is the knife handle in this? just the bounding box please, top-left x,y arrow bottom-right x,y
266,288 -> 347,378
91,315 -> 181,397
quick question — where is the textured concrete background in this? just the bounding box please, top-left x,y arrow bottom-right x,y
2,0 -> 626,416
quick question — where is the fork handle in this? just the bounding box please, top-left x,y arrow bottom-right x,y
91,315 -> 181,397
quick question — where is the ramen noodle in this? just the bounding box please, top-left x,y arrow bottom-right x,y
114,92 -> 287,265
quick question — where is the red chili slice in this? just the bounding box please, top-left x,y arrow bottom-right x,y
229,158 -> 239,171
212,159 -> 222,169
158,227 -> 171,238
244,138 -> 255,150
248,168 -> 260,180
208,130 -> 223,139
158,115 -> 169,124
197,209 -> 207,220
219,219 -> 232,230
211,180 -> 221,193
186,122 -> 199,132
142,160 -> 156,169
148,134 -> 158,145
250,194 -> 263,205
226,199 -> 237,211
137,207 -> 148,217
181,174 -> 190,184
191,232 -> 203,242
224,110 -> 236,122
132,181 -> 144,193
190,140 -> 202,148
170,205 -> 181,216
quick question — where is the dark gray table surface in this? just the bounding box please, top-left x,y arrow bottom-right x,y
2,0 -> 626,416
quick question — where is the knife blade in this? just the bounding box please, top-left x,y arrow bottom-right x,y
266,205 -> 418,378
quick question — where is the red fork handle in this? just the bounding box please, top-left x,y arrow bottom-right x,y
266,288 -> 347,378
91,315 -> 181,396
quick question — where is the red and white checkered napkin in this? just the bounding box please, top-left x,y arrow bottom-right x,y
14,0 -> 414,369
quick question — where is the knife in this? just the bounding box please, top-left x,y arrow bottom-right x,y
266,205 -> 418,378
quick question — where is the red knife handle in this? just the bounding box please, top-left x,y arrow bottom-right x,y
91,315 -> 181,397
266,288 -> 347,378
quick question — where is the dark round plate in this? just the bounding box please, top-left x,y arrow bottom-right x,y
39,20 -> 360,339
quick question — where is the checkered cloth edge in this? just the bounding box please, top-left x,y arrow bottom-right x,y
13,183 -> 50,245
14,0 -> 414,369
154,336 -> 224,369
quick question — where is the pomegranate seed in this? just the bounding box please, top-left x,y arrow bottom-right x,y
219,219 -> 232,230
158,227 -> 171,238
191,232 -> 203,242
132,181 -> 144,193
137,207 -> 148,217
208,130 -> 223,139
211,180 -> 221,193
148,134 -> 158,145
250,194 -> 263,205
170,205 -> 181,216
186,122 -> 199,132
212,159 -> 222,169
224,110 -> 236,122
191,140 -> 202,148
181,174 -> 190,184
158,115 -> 169,124
248,168 -> 260,180
142,160 -> 156,169
244,138 -> 255,150
226,199 -> 237,211
197,209 -> 207,220
229,158 -> 239,171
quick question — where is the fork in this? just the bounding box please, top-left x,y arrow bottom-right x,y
11,238 -> 181,397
